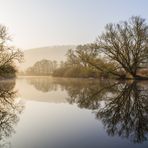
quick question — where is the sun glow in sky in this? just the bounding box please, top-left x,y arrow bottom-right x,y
0,0 -> 148,49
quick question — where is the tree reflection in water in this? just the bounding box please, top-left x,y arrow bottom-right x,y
0,80 -> 24,147
66,80 -> 148,143
27,77 -> 148,143
28,77 -> 58,92
95,81 -> 148,143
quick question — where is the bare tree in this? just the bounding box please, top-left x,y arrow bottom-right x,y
0,25 -> 23,77
96,16 -> 148,79
64,45 -> 120,78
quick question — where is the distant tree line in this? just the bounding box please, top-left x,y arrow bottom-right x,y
25,59 -> 57,76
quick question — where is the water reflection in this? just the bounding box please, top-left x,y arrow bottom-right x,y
95,81 -> 148,143
26,77 -> 148,144
0,80 -> 24,147
68,81 -> 148,143
28,77 -> 58,92
66,81 -> 148,143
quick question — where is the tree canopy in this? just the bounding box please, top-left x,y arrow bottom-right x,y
96,16 -> 148,79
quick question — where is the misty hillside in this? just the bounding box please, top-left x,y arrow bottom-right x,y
20,45 -> 76,70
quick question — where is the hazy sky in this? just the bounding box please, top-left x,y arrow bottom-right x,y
0,0 -> 148,49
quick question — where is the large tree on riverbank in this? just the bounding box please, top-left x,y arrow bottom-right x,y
59,16 -> 148,79
0,25 -> 23,77
96,16 -> 148,79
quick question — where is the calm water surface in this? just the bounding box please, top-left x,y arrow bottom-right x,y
0,76 -> 148,148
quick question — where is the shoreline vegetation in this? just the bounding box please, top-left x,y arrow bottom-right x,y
1,16 -> 148,80
21,16 -> 148,80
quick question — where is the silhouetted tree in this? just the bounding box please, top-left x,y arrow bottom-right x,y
0,25 -> 23,78
53,16 -> 148,79
96,16 -> 148,79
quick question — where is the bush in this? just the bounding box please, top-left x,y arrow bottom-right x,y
0,65 -> 16,78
